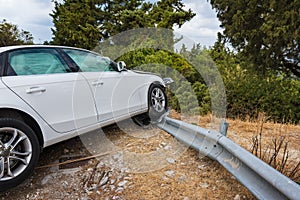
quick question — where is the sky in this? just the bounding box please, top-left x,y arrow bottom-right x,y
0,0 -> 222,47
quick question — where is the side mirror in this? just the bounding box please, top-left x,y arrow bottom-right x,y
117,61 -> 126,72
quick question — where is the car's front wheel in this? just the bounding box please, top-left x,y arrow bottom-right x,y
148,84 -> 167,119
0,118 -> 40,192
133,84 -> 168,126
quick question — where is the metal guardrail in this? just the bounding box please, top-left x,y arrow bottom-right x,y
156,117 -> 300,200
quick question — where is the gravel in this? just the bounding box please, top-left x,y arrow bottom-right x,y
3,113 -> 297,199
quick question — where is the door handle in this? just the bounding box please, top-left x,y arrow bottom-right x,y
26,87 -> 46,94
92,81 -> 104,87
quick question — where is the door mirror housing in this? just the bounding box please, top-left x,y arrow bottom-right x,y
117,61 -> 126,72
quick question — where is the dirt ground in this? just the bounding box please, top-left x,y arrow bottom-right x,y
1,111 -> 299,200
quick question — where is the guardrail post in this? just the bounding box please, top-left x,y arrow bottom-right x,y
219,118 -> 229,136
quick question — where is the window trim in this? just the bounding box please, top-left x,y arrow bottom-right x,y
56,48 -> 80,72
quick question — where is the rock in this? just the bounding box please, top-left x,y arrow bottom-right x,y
89,184 -> 98,191
198,164 -> 206,170
110,185 -> 116,190
115,187 -> 124,193
164,145 -> 172,150
113,153 -> 122,161
62,181 -> 69,187
97,162 -> 104,168
117,174 -> 124,180
164,170 -> 175,177
110,179 -> 116,184
41,173 -> 56,185
121,167 -> 128,173
100,176 -> 109,186
87,168 -> 93,172
183,197 -> 190,200
161,142 -> 167,147
178,174 -> 187,182
118,180 -> 128,187
199,183 -> 209,188
124,176 -> 132,180
234,194 -> 241,200
166,157 -> 175,164
60,167 -> 81,174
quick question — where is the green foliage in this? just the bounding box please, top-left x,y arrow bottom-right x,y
110,24 -> 299,123
51,0 -> 195,49
210,41 -> 300,123
51,0 -> 102,50
149,0 -> 195,29
209,0 -> 300,77
0,19 -> 34,47
118,48 -> 205,115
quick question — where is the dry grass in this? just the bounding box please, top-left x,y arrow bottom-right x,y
169,110 -> 300,183
225,113 -> 300,183
249,114 -> 300,182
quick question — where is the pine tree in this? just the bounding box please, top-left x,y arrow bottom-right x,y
209,0 -> 300,77
51,0 -> 195,49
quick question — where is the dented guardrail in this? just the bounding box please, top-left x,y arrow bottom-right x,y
156,117 -> 300,200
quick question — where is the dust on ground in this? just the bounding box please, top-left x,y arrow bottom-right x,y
1,111 -> 299,199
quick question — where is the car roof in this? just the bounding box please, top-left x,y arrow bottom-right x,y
0,45 -> 89,53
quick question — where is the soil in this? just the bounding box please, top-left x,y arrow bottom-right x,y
1,111 -> 299,200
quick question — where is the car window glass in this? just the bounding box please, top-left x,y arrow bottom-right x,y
62,49 -> 116,72
7,49 -> 69,76
0,54 -> 3,76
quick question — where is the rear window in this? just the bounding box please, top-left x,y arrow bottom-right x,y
7,48 -> 69,76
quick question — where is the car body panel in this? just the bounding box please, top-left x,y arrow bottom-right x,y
2,73 -> 98,133
0,79 -> 57,147
80,70 -> 155,122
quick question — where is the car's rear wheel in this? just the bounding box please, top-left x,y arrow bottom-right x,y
0,118 -> 40,192
133,84 -> 167,126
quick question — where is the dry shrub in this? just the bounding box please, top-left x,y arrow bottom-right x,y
250,114 -> 300,183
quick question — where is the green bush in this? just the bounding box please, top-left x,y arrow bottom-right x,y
118,46 -> 300,124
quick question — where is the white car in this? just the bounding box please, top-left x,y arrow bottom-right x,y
0,45 -> 169,191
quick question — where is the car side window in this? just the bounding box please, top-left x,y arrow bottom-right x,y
62,49 -> 116,72
7,48 -> 69,76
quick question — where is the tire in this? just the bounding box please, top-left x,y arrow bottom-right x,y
133,84 -> 168,126
0,118 -> 40,192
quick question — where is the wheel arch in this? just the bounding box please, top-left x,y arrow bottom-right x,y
151,81 -> 166,88
0,108 -> 44,148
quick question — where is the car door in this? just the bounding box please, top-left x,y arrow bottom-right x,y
1,47 -> 97,133
62,48 -> 143,122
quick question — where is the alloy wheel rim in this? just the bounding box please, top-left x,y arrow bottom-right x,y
0,127 -> 32,181
151,88 -> 166,113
